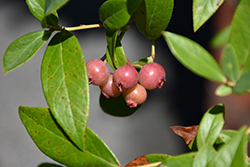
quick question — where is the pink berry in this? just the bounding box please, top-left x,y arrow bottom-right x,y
86,59 -> 109,86
113,64 -> 139,92
123,84 -> 147,108
100,73 -> 121,98
139,62 -> 166,90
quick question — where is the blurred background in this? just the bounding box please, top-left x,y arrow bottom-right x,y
0,0 -> 246,167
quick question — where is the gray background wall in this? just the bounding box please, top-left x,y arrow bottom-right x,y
0,1 -> 208,166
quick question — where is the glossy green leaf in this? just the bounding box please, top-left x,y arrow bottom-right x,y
221,44 -> 239,81
41,30 -> 89,150
207,126 -> 248,167
106,30 -> 118,70
114,40 -> 127,68
3,30 -> 51,74
106,31 -> 127,69
233,71 -> 250,94
19,106 -> 120,167
163,31 -> 227,83
145,154 -> 170,163
210,25 -> 232,48
99,94 -> 141,117
26,0 -> 46,21
135,0 -> 173,40
229,0 -> 250,70
160,152 -> 197,167
215,84 -> 233,97
99,0 -> 129,31
26,0 -> 59,27
193,0 -> 224,32
41,0 -> 69,28
193,143 -> 217,167
196,104 -> 225,150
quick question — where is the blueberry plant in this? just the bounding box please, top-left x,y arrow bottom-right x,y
2,0 -> 250,166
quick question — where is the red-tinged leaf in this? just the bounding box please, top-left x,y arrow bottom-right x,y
170,125 -> 199,145
125,156 -> 150,167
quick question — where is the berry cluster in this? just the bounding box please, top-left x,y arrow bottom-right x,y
86,59 -> 166,108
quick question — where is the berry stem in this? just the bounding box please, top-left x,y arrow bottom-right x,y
64,23 -> 103,31
48,23 -> 103,32
151,40 -> 156,59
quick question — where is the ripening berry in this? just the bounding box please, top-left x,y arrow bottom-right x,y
86,59 -> 109,86
139,62 -> 166,90
123,84 -> 147,108
113,64 -> 139,92
100,73 -> 121,98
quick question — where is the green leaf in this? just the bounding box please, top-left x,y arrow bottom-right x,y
193,0 -> 224,32
26,0 -> 46,21
99,93 -> 141,117
99,0 -> 130,31
221,44 -> 240,81
19,106 -> 120,167
106,31 -> 127,69
207,126 -> 248,167
106,30 -> 118,70
3,30 -> 51,74
193,143 -> 217,167
160,152 -> 197,167
131,57 -> 154,70
215,130 -> 239,146
215,84 -> 233,97
163,31 -> 227,83
41,30 -> 89,150
135,0 -> 174,40
210,25 -> 232,48
145,154 -> 170,163
26,0 -> 59,27
41,0 -> 69,28
114,40 -> 127,68
229,0 -> 250,70
196,104 -> 225,150
233,71 -> 250,94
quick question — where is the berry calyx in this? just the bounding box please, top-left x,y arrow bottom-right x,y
86,59 -> 109,86
113,64 -> 139,92
139,62 -> 166,90
123,84 -> 147,108
100,73 -> 121,98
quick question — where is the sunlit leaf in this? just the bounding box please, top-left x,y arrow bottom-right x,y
193,143 -> 217,167
221,44 -> 240,81
3,30 -> 51,74
41,0 -> 69,28
131,57 -> 154,70
41,30 -> 89,150
163,31 -> 227,83
19,106 -> 120,167
230,0 -> 250,70
135,0 -> 173,40
196,104 -> 225,150
193,0 -> 224,32
160,152 -> 197,167
207,126 -> 248,167
215,84 -> 233,97
99,0 -> 130,31
26,0 -> 59,27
